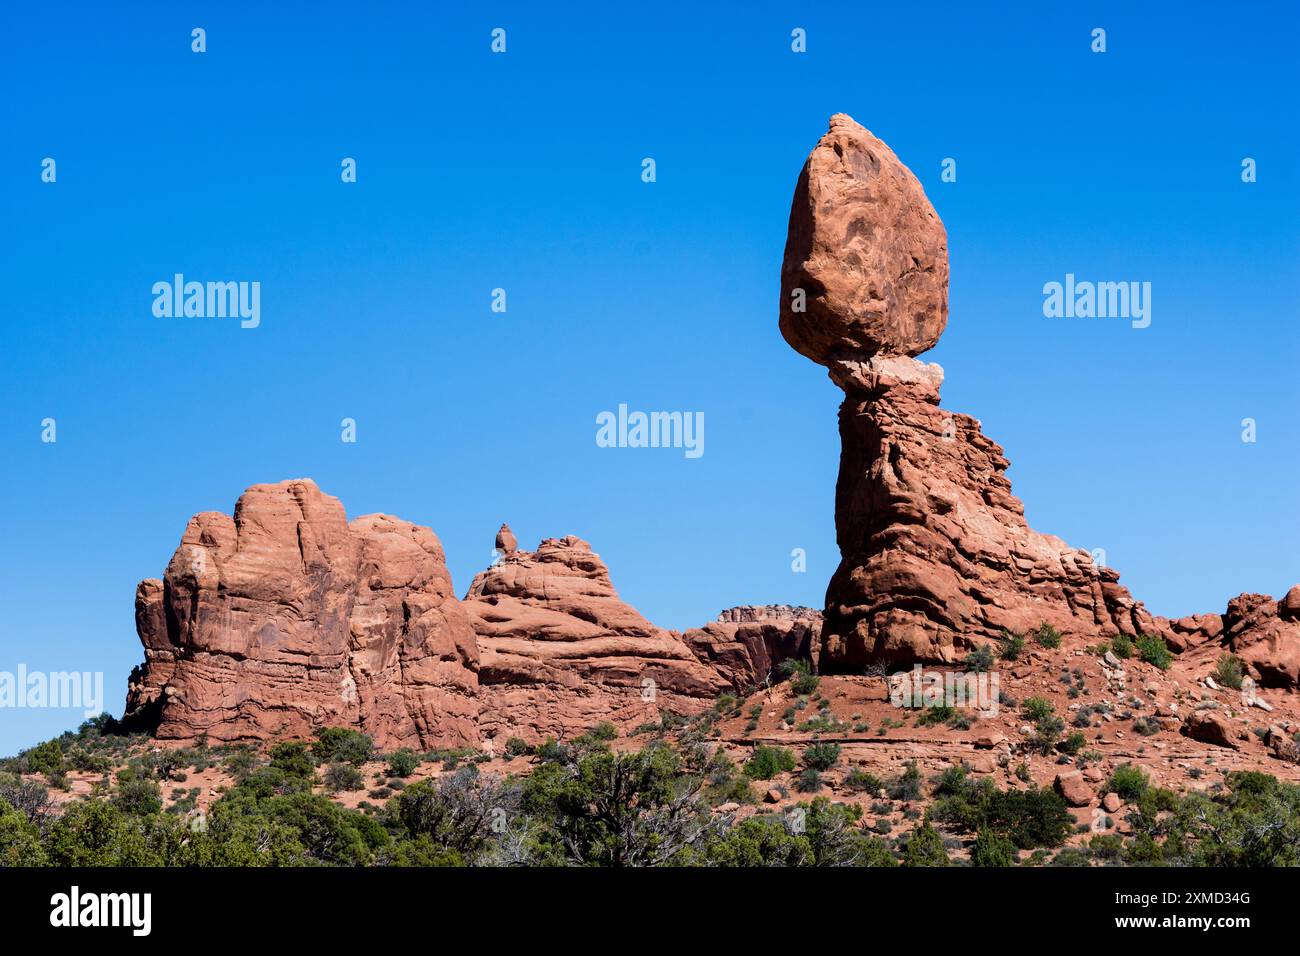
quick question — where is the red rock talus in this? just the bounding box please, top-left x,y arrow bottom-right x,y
463,534 -> 729,743
123,479 -> 480,749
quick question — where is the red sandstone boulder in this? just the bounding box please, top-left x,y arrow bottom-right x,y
495,523 -> 518,555
780,113 -> 949,364
1185,710 -> 1240,749
1053,771 -> 1094,808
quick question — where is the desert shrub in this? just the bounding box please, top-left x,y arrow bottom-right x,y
916,704 -> 955,726
25,740 -> 63,776
1089,833 -> 1124,862
707,772 -> 755,805
586,720 -> 620,743
1051,847 -> 1092,867
781,660 -> 818,691
998,631 -> 1026,661
743,746 -> 797,780
1028,715 -> 1064,756
312,727 -> 374,766
963,645 -> 995,673
1214,654 -> 1245,690
929,775 -> 1073,850
1033,622 -> 1062,649
1136,634 -> 1172,670
1060,731 -> 1087,754
535,738 -> 568,764
237,766 -> 311,799
713,694 -> 741,718
222,746 -> 258,779
42,800 -> 165,866
795,768 -> 822,793
802,742 -> 841,772
806,798 -> 896,866
1021,697 -> 1054,722
986,788 -> 1074,849
386,749 -> 419,779
780,659 -> 821,697
1108,763 -> 1150,800
323,762 -> 364,793
902,822 -> 949,866
504,737 -> 533,758
704,798 -> 894,868
798,714 -> 848,733
1111,633 -> 1133,659
149,749 -> 188,781
1132,717 -> 1161,737
948,712 -> 973,731
844,768 -> 882,794
269,741 -> 317,779
519,744 -> 720,867
971,827 -> 1017,867
0,798 -> 47,866
702,815 -> 813,866
932,765 -> 970,798
66,747 -> 112,774
0,774 -> 51,826
112,776 -> 162,816
887,761 -> 923,802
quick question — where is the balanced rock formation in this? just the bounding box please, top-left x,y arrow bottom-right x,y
782,115 -> 1158,669
782,114 -> 1300,680
124,480 -> 479,749
682,606 -> 821,691
464,534 -> 728,743
495,523 -> 518,556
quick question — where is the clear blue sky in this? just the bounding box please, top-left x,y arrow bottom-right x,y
2,1 -> 1296,754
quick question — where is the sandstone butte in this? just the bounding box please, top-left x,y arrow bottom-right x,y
122,113 -> 1299,749
122,478 -> 813,749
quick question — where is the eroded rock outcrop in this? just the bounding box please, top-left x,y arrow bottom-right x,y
683,606 -> 820,691
464,534 -> 728,743
781,114 -> 1298,674
1219,592 -> 1300,688
125,490 -> 743,748
124,480 -> 479,748
124,481 -> 480,749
